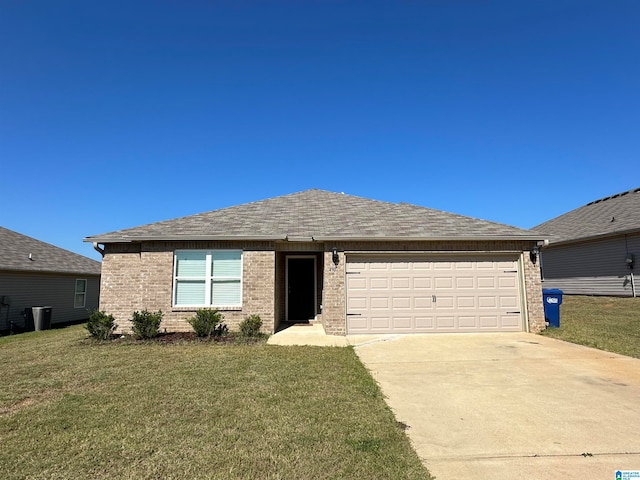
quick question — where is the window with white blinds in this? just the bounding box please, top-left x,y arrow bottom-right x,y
174,250 -> 242,307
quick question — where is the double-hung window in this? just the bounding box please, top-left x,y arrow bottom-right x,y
173,250 -> 243,307
74,279 -> 87,308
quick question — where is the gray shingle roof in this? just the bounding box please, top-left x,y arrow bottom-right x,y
0,227 -> 101,275
533,188 -> 640,244
86,189 -> 542,243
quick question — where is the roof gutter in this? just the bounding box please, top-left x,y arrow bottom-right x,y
312,235 -> 547,242
83,234 -> 548,244
83,234 -> 288,243
545,227 -> 640,247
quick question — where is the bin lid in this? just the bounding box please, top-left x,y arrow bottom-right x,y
542,289 -> 563,295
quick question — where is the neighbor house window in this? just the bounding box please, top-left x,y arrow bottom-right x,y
75,279 -> 87,308
173,250 -> 243,307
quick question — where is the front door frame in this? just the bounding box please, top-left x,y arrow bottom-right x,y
285,255 -> 317,322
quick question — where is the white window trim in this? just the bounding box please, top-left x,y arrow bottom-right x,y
173,250 -> 243,308
74,279 -> 87,309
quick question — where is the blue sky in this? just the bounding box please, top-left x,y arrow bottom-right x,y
2,1 -> 638,262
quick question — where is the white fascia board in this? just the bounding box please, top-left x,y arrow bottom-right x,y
312,235 -> 547,242
83,234 -> 287,243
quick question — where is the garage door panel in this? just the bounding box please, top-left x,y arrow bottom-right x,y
391,262 -> 410,271
412,262 -> 432,271
477,277 -> 496,288
346,256 -> 523,334
392,277 -> 410,289
413,277 -> 432,289
392,297 -> 411,309
435,316 -> 455,328
370,278 -> 389,289
414,297 -> 433,309
499,296 -> 518,308
478,296 -> 497,308
459,316 -> 478,328
347,316 -> 368,331
498,277 -> 517,288
501,314 -> 521,328
415,316 -> 435,328
436,296 -> 455,309
496,260 -> 516,269
392,317 -> 412,329
479,316 -> 499,328
456,296 -> 476,308
347,277 -> 367,290
371,317 -> 391,329
370,297 -> 389,309
435,277 -> 453,288
455,261 -> 474,270
348,296 -> 367,309
370,263 -> 389,271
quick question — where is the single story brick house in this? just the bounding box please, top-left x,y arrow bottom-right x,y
534,187 -> 640,297
85,189 -> 547,335
0,226 -> 101,332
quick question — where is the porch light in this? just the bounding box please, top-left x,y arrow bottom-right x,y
529,246 -> 539,265
332,247 -> 339,266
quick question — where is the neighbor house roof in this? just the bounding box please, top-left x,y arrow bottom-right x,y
86,189 -> 543,244
533,187 -> 640,244
0,227 -> 101,275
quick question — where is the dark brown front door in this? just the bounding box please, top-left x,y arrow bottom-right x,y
287,257 -> 316,322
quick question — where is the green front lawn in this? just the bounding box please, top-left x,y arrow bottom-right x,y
0,326 -> 432,480
540,295 -> 640,358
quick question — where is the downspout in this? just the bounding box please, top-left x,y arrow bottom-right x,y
93,242 -> 105,257
624,235 -> 636,298
536,239 -> 549,283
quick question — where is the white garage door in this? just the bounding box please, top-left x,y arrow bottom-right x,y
346,255 -> 523,334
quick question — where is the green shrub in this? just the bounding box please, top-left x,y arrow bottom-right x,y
187,309 -> 224,338
130,310 -> 163,339
239,314 -> 262,337
85,310 -> 117,340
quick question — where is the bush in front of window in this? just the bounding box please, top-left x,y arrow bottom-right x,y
131,310 -> 163,339
239,314 -> 263,337
85,310 -> 117,341
187,308 -> 226,338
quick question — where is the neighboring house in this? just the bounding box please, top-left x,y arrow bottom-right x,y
534,188 -> 640,297
0,227 -> 102,332
85,189 -> 547,335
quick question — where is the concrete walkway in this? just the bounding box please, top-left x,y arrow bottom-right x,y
354,333 -> 640,480
267,322 -> 398,347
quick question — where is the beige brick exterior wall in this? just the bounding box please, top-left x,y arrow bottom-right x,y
100,239 -> 545,336
321,249 -> 346,335
99,241 -> 275,334
521,251 -> 546,333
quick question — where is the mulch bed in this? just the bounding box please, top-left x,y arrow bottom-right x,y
106,332 -> 264,345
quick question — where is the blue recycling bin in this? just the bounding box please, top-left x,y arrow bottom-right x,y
542,289 -> 563,328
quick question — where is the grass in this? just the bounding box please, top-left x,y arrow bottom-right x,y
0,325 -> 432,480
540,295 -> 640,358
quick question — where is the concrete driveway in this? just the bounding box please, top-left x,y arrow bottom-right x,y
354,333 -> 640,480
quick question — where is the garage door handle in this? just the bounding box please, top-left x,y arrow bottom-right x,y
507,311 -> 520,314
347,313 -> 362,316
504,270 -> 517,273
